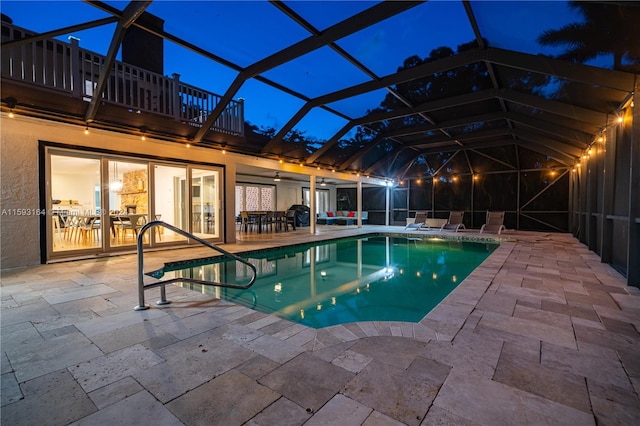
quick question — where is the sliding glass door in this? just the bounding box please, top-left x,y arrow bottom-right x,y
154,164 -> 188,244
46,148 -> 224,261
191,167 -> 220,239
49,154 -> 102,253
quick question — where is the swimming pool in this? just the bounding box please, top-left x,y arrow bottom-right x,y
149,234 -> 499,328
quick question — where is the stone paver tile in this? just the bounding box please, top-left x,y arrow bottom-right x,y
316,328 -> 352,347
247,314 -> 282,330
72,390 -> 182,426
324,324 -> 360,342
421,329 -> 502,378
342,322 -> 369,338
616,349 -> 640,392
491,284 -> 566,305
610,292 -> 640,311
600,316 -> 640,340
167,370 -> 280,425
69,344 -> 164,393
233,310 -> 270,326
242,334 -> 305,364
155,309 -> 229,339
311,340 -> 357,363
135,332 -> 255,402
475,292 -> 517,315
74,309 -> 166,337
0,321 -> 42,352
43,284 -> 118,305
342,358 -> 442,426
284,327 -> 317,347
0,369 -> 97,426
362,410 -> 407,425
477,311 -> 576,349
540,299 -> 599,322
587,378 -> 640,426
541,341 -> 633,391
204,321 -> 263,346
593,304 -> 640,328
422,405 -> 479,426
513,304 -> 574,330
259,319 -> 298,336
305,394 -> 372,426
358,321 -> 380,336
235,355 -> 280,380
332,349 -> 373,374
565,290 -> 618,310
574,324 -> 639,355
493,348 -> 591,413
272,323 -> 308,340
571,316 -> 606,331
259,352 -> 354,412
0,300 -> 61,327
433,370 -> 595,426
6,331 -> 104,383
87,376 -> 143,410
1,372 -> 22,406
350,336 -> 427,370
89,321 -> 179,353
245,397 -> 311,426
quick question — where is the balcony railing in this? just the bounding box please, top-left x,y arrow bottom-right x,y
1,23 -> 244,136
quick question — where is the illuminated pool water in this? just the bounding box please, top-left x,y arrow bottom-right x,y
149,234 -> 499,328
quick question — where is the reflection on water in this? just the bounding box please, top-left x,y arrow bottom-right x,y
157,236 -> 498,328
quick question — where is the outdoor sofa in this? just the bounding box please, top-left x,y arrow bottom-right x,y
317,210 -> 368,225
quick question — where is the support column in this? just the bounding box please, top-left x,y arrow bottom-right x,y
310,176 -> 316,234
385,185 -> 390,226
357,179 -> 362,228
628,87 -> 639,287
225,162 -> 237,243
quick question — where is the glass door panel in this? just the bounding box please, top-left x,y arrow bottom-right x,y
109,160 -> 149,247
153,164 -> 188,243
191,168 -> 220,239
50,154 -> 102,253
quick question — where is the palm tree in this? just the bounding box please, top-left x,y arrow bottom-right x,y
537,1 -> 640,72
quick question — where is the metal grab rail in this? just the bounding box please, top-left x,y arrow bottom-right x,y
135,220 -> 257,311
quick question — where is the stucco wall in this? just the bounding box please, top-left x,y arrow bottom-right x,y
1,114 -> 41,268
0,113 -> 239,268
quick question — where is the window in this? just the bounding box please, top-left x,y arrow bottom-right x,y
236,183 -> 275,213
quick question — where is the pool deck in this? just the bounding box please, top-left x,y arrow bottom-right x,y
2,225 -> 639,425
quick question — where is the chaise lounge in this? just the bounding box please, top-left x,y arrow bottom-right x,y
480,211 -> 506,234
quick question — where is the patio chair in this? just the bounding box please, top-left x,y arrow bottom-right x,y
440,211 -> 465,232
480,211 -> 506,234
405,212 -> 428,229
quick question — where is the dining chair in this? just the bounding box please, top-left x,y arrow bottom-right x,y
240,211 -> 257,232
284,209 -> 296,231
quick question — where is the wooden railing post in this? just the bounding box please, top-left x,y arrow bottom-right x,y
172,73 -> 181,121
69,36 -> 82,98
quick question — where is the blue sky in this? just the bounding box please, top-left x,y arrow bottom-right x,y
2,1 -> 594,142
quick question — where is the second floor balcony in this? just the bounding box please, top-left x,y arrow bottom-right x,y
1,22 -> 244,140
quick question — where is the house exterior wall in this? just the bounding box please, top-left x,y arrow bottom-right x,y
0,113 -> 238,268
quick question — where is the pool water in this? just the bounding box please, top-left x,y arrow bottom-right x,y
151,235 -> 498,328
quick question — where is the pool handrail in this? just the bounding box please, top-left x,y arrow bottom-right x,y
135,220 -> 257,311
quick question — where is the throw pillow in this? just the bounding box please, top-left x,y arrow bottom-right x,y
348,211 -> 355,217
327,211 -> 334,217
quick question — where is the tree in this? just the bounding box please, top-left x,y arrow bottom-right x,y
537,1 -> 640,72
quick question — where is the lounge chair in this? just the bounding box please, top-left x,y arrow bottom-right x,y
405,212 -> 428,229
480,211 -> 506,234
440,211 -> 465,232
